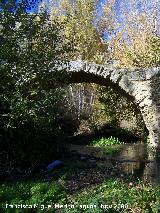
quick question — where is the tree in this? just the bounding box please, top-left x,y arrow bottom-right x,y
39,0 -> 108,63
37,0 -> 110,133
99,0 -> 160,68
0,1 -> 78,173
0,0 -> 71,131
37,0 -> 148,135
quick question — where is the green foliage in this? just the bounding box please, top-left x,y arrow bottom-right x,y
91,136 -> 123,147
90,136 -> 123,155
0,181 -> 66,212
126,35 -> 160,68
63,180 -> 160,213
0,1 -> 72,131
99,0 -> 160,68
90,85 -> 146,138
1,173 -> 160,212
47,0 -> 108,63
98,86 -> 139,125
0,1 -> 76,176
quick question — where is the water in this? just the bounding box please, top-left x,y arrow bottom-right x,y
65,143 -> 160,183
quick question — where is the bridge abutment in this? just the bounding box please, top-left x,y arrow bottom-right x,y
125,74 -> 160,183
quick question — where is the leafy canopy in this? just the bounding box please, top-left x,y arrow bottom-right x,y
0,1 -> 72,130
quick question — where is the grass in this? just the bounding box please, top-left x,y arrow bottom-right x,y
0,137 -> 159,213
0,180 -> 66,213
90,136 -> 124,147
63,180 -> 160,213
1,178 -> 160,213
89,136 -> 124,155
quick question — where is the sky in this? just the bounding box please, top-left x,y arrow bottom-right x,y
3,0 -> 159,18
2,0 -> 159,35
25,0 -> 121,13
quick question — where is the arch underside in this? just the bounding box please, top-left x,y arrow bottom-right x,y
70,71 -> 135,102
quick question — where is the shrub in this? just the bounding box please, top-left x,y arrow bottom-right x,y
90,136 -> 123,147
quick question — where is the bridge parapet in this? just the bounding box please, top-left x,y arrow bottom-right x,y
67,60 -> 160,81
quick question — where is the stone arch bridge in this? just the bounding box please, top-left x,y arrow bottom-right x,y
51,60 -> 160,151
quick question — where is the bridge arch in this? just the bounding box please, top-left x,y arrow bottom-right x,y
51,60 -> 160,152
